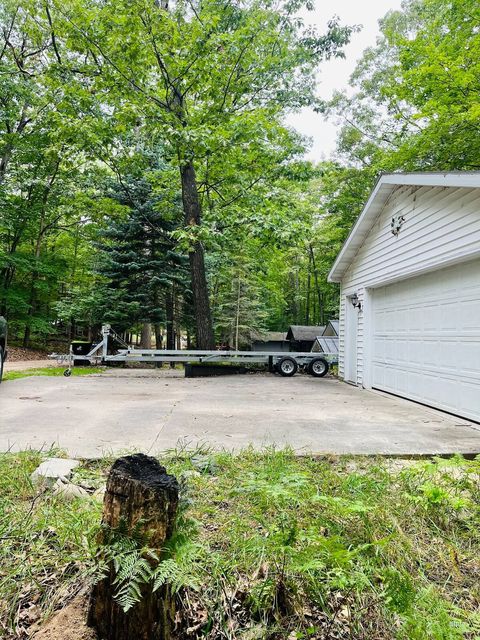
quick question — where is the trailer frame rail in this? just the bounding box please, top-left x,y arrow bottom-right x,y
50,325 -> 338,378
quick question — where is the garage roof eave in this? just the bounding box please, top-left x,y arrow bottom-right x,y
327,171 -> 480,283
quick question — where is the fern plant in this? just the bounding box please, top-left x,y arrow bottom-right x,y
93,502 -> 202,613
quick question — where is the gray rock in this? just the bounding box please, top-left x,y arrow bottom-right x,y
52,479 -> 89,500
31,457 -> 81,486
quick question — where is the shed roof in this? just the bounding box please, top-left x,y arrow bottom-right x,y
251,331 -> 287,342
286,325 -> 326,341
328,171 -> 480,283
323,320 -> 339,336
313,337 -> 339,354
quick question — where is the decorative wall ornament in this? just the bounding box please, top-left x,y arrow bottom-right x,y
391,214 -> 405,236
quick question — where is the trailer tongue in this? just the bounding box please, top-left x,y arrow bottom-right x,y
51,325 -> 335,379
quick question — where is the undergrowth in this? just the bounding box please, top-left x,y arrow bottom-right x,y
0,448 -> 479,639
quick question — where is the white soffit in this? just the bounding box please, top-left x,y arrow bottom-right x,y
327,172 -> 480,283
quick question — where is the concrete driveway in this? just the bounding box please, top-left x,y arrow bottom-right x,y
1,369 -> 479,458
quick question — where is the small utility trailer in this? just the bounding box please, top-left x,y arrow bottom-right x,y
51,325 -> 337,379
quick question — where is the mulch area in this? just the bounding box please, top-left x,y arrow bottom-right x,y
6,346 -> 50,362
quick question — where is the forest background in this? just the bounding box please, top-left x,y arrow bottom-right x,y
0,0 -> 478,349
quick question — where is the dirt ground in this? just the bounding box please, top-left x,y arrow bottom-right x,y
32,597 -> 96,640
6,346 -> 50,362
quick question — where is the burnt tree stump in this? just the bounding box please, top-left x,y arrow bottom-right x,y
88,453 -> 179,640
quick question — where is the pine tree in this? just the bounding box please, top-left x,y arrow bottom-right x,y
96,169 -> 190,348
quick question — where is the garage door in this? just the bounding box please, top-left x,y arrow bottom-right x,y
372,259 -> 480,422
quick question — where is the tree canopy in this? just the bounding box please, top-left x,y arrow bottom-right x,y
1,0 -> 477,349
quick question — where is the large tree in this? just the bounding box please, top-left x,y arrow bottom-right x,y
41,0 -> 353,346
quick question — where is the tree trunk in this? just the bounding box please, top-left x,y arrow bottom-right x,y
88,454 -> 179,640
179,160 -> 215,349
70,318 -> 76,340
305,250 -> 312,325
154,324 -> 163,349
165,290 -> 175,350
309,245 -> 324,326
140,322 -> 152,348
23,324 -> 32,349
234,276 -> 241,351
23,238 -> 42,348
174,290 -> 182,349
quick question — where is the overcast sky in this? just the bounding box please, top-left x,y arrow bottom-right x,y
286,0 -> 404,160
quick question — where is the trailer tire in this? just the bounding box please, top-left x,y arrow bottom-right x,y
277,356 -> 298,377
308,357 -> 329,378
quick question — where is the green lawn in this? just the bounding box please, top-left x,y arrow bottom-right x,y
0,449 -> 479,639
3,366 -> 104,382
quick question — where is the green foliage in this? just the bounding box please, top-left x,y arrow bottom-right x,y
211,248 -> 269,348
312,0 -> 480,318
0,0 -> 354,344
94,520 -> 158,612
92,485 -> 202,613
89,147 -> 190,336
0,450 -> 102,633
3,0 -> 479,347
1,450 -> 480,638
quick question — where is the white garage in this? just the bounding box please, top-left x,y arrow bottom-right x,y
328,172 -> 480,422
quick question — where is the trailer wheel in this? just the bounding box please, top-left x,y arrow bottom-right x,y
308,357 -> 329,378
277,356 -> 298,377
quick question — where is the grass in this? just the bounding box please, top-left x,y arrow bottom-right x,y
2,366 -> 104,381
0,448 -> 479,639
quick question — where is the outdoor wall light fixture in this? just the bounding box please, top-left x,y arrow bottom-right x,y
350,293 -> 362,310
391,214 -> 405,236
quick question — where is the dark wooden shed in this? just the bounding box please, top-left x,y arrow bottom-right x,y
286,325 -> 325,352
251,331 -> 289,352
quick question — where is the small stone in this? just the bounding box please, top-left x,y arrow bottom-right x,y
53,479 -> 89,500
31,458 -> 81,486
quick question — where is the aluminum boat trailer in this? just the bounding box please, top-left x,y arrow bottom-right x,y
51,325 -> 336,378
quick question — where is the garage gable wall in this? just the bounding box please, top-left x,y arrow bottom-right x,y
338,185 -> 480,384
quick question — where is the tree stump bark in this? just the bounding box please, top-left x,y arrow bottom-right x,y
87,454 -> 179,640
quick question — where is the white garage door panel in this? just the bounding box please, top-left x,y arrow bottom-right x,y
372,260 -> 480,422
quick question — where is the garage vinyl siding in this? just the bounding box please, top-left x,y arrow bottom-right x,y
339,185 -> 480,386
339,291 -> 345,379
372,260 -> 480,421
338,285 -> 365,385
